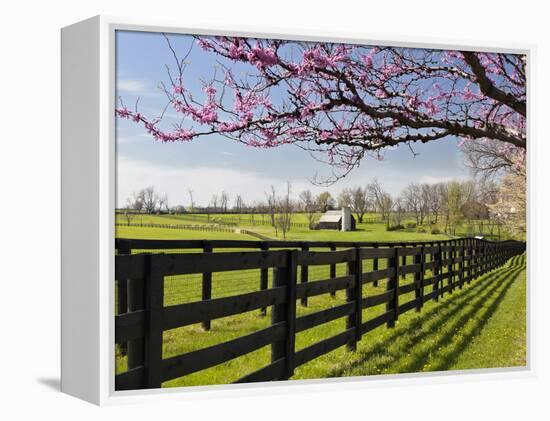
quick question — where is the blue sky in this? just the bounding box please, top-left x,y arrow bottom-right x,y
115,30 -> 471,208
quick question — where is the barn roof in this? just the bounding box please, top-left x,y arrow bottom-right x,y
319,210 -> 342,223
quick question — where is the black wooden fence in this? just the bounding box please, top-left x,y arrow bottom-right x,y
114,237 -> 525,390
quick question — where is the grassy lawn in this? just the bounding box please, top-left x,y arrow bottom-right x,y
325,253 -> 526,377
116,216 -> 450,243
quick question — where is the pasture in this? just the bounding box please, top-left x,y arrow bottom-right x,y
115,214 -> 526,387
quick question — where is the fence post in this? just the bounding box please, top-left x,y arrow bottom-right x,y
300,244 -> 309,307
346,247 -> 362,351
458,240 -> 464,289
479,243 -> 486,276
202,241 -> 213,330
433,244 -> 441,302
449,240 -> 455,294
386,247 -> 399,328
373,244 -> 379,287
127,258 -> 147,373
330,243 -> 337,298
414,246 -> 424,312
144,255 -> 165,389
260,243 -> 269,316
401,243 -> 407,280
272,250 -> 297,380
117,241 -> 130,356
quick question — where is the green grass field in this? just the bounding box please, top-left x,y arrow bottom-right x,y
115,213 -> 526,387
116,212 -> 517,241
116,213 -> 450,243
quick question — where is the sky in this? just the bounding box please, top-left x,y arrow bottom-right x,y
115,30 -> 472,209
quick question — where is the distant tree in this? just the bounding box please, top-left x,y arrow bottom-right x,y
443,181 -> 466,235
276,182 -> 294,239
316,191 -> 335,213
234,194 -> 245,213
266,186 -> 278,233
299,189 -> 319,229
390,197 -> 405,228
187,189 -> 195,212
157,194 -> 169,213
367,179 -> 392,221
463,138 -> 526,181
122,199 -> 137,226
255,201 -> 268,224
126,191 -> 144,212
210,194 -> 219,212
419,184 -> 432,224
401,183 -> 422,224
138,186 -> 159,213
338,189 -> 352,209
488,172 -> 526,238
339,186 -> 369,223
426,183 -> 444,224
220,191 -> 229,213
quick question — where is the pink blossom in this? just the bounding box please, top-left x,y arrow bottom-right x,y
247,47 -> 279,68
288,127 -> 307,137
375,88 -> 387,98
196,38 -> 212,51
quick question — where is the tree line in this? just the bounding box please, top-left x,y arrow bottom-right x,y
121,172 -> 523,240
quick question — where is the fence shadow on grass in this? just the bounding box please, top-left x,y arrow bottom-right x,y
327,254 -> 525,378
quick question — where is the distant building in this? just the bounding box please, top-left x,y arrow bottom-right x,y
315,208 -> 356,231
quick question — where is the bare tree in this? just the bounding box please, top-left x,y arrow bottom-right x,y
234,194 -> 245,213
299,189 -> 318,229
338,189 -> 352,209
420,184 -> 432,225
255,200 -> 268,225
367,179 -> 392,221
463,138 -> 525,181
187,189 -> 195,213
381,193 -> 394,229
390,197 -> 405,228
157,194 -> 169,213
402,183 -> 422,224
138,186 -> 159,214
210,194 -> 219,212
265,186 -> 277,231
220,191 -> 229,213
122,198 -> 137,226
350,186 -> 370,223
126,191 -> 144,212
275,182 -> 294,240
426,183 -> 444,224
339,187 -> 369,223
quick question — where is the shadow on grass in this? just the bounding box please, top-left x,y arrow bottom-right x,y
327,254 -> 525,377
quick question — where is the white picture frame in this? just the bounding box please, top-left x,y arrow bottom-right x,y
61,15 -> 534,406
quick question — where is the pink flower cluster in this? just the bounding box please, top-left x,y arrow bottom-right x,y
171,84 -> 219,124
247,46 -> 279,69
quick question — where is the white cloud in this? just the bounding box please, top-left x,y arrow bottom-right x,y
116,79 -> 163,97
117,79 -> 147,93
116,156 -> 316,207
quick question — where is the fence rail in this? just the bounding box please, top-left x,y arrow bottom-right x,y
114,237 -> 525,390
